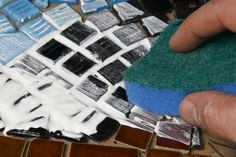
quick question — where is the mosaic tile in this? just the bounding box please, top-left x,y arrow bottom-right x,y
106,0 -> 127,6
27,139 -> 64,157
37,39 -> 72,62
147,149 -> 182,157
86,37 -> 122,61
129,106 -> 162,131
0,15 -> 16,33
63,53 -> 95,76
155,121 -> 192,150
87,10 -> 120,32
112,86 -> 128,101
76,75 -> 108,101
43,3 -> 81,29
61,21 -> 97,46
113,24 -> 146,46
2,0 -> 40,25
142,16 -> 168,36
81,0 -> 109,14
44,71 -> 73,89
15,55 -> 47,74
115,125 -> 153,151
0,136 -> 26,157
191,127 -> 202,149
121,45 -> 148,64
106,87 -> 133,116
0,0 -> 13,8
7,127 -> 49,139
98,60 -> 127,85
113,2 -> 144,23
70,143 -> 139,157
20,17 -> 56,41
34,0 -> 48,8
0,32 -> 35,64
48,0 -> 79,5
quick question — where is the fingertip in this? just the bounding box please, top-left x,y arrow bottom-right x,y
169,34 -> 183,53
169,30 -> 196,53
179,99 -> 200,126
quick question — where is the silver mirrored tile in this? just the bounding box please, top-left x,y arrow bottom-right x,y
113,1 -> 144,24
142,16 -> 168,36
44,71 -> 73,89
87,10 -> 119,32
76,75 -> 108,101
106,87 -> 134,116
121,45 -> 148,64
113,24 -> 146,46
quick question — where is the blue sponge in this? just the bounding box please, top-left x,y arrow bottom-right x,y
124,20 -> 236,115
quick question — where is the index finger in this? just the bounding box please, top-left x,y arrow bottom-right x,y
169,0 -> 236,52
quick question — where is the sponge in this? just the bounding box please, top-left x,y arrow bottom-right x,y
124,20 -> 236,115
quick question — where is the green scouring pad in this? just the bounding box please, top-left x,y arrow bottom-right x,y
124,19 -> 236,115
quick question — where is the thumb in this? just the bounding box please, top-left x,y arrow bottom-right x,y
180,91 -> 236,143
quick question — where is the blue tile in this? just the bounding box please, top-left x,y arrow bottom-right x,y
20,17 -> 56,41
34,0 -> 49,8
48,0 -> 78,5
0,32 -> 35,64
106,0 -> 127,6
0,0 -> 13,8
0,15 -> 16,33
43,3 -> 81,29
81,0 -> 109,14
2,0 -> 40,25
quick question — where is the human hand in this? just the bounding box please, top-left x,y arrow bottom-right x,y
169,0 -> 236,52
180,91 -> 236,143
169,0 -> 236,143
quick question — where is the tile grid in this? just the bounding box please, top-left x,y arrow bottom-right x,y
0,1 -> 207,156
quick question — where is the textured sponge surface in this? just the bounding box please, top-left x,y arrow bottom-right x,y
124,20 -> 236,115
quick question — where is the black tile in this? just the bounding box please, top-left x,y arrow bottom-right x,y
7,127 -> 50,139
112,87 -> 128,101
63,53 -> 95,76
89,117 -> 120,141
122,46 -> 148,64
77,76 -> 108,101
61,21 -> 97,45
113,24 -> 146,46
86,37 -> 121,61
37,39 -> 72,62
98,60 -> 127,85
87,10 -> 120,32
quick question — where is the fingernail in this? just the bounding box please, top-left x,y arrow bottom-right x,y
180,100 -> 200,125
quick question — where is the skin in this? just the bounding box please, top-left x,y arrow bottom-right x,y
169,0 -> 236,143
